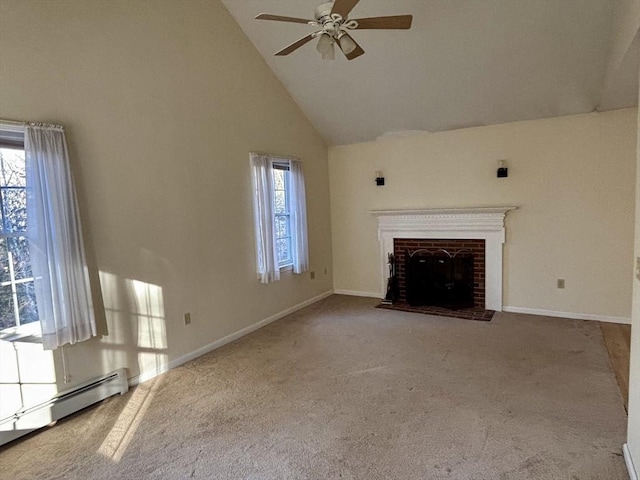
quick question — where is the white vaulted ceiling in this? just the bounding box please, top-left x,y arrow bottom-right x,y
222,0 -> 639,146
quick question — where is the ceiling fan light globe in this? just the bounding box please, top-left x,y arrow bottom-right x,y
338,34 -> 357,55
316,33 -> 334,55
321,41 -> 336,60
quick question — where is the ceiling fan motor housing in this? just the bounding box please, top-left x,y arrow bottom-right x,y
314,2 -> 336,23
315,1 -> 356,39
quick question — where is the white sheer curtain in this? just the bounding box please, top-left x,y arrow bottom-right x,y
25,123 -> 96,350
289,159 -> 309,274
250,153 -> 280,284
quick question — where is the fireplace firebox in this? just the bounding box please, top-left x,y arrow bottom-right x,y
405,249 -> 474,310
394,238 -> 486,309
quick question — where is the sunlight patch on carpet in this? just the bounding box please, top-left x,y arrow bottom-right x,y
98,376 -> 162,462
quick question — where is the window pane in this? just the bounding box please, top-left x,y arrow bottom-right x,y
277,238 -> 290,264
0,149 -> 26,187
1,188 -> 27,232
0,148 -> 26,235
274,190 -> 286,214
7,236 -> 32,280
0,148 -> 34,331
0,285 -> 15,330
275,215 -> 290,239
16,281 -> 38,325
0,238 -> 9,284
273,169 -> 285,190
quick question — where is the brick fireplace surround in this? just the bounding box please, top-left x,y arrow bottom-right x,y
372,207 -> 517,313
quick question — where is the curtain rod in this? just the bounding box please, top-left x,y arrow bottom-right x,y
0,119 -> 65,131
0,118 -> 27,126
0,119 -> 26,135
250,151 -> 301,161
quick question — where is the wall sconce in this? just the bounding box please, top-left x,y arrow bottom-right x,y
375,171 -> 385,186
497,160 -> 508,178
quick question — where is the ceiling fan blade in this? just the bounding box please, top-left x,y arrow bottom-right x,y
336,33 -> 365,60
331,0 -> 360,19
255,14 -> 313,24
351,15 -> 413,30
346,43 -> 365,60
275,33 -> 317,56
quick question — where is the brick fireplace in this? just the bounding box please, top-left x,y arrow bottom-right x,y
372,207 -> 517,311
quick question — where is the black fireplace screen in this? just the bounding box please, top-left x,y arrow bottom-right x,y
405,249 -> 474,310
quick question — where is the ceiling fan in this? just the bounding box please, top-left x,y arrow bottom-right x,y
255,0 -> 413,61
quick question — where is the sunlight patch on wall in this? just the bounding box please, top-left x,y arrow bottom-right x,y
97,272 -> 169,381
130,279 -> 166,350
128,279 -> 168,377
0,340 -> 56,427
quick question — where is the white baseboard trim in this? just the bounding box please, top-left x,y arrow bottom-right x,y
624,444 -> 638,480
502,306 -> 631,325
333,289 -> 382,299
129,290 -> 333,386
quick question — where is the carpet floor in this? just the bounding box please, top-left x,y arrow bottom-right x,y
0,295 -> 628,479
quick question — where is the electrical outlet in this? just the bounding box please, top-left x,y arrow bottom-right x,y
184,312 -> 191,325
557,279 -> 565,289
310,271 -> 315,280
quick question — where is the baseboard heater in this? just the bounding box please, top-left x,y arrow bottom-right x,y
0,368 -> 129,447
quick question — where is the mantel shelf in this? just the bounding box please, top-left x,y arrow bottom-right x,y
370,206 -> 518,217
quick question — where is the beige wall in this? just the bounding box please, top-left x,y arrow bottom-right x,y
624,65 -> 640,472
0,0 -> 332,391
329,109 -> 637,321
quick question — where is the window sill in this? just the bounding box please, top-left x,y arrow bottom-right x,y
280,264 -> 293,273
0,323 -> 42,344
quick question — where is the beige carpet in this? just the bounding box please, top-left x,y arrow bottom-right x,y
0,295 -> 628,479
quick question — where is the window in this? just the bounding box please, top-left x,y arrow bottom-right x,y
273,162 -> 292,267
0,145 -> 39,332
0,122 -> 96,350
250,153 -> 309,284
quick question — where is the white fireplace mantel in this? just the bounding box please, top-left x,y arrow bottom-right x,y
371,207 -> 518,311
